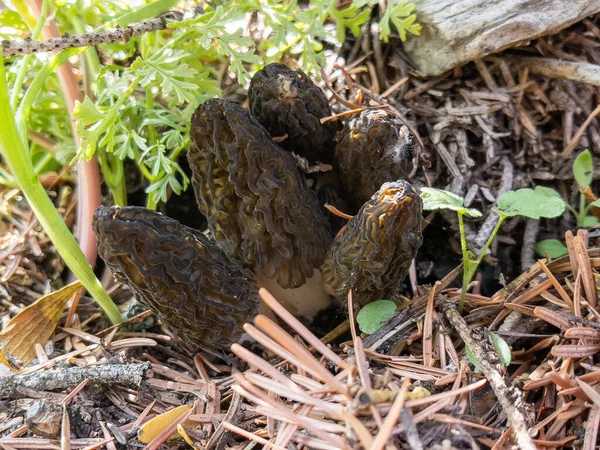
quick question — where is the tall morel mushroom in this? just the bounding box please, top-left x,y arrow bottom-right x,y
93,206 -> 259,352
248,63 -> 339,164
335,109 -> 415,210
321,180 -> 423,305
187,98 -> 332,290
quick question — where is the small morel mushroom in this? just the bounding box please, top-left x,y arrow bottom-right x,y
321,180 -> 423,305
187,98 -> 332,290
92,206 -> 259,352
248,63 -> 339,164
335,109 -> 415,210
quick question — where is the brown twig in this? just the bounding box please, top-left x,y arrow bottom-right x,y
562,104 -> 600,157
442,300 -> 536,450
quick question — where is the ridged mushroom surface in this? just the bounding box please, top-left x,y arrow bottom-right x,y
93,206 -> 258,351
321,180 -> 423,305
248,63 -> 339,164
335,109 -> 414,210
187,98 -> 332,289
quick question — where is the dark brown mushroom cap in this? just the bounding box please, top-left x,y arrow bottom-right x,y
320,180 -> 423,305
187,98 -> 332,289
335,109 -> 414,210
248,63 -> 339,164
92,206 -> 259,352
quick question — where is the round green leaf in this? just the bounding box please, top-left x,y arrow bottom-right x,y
534,239 -> 569,258
497,189 -> 566,219
584,215 -> 600,227
573,150 -> 593,188
534,186 -> 563,200
356,300 -> 397,335
490,332 -> 512,366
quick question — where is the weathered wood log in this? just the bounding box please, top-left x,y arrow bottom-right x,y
403,0 -> 600,76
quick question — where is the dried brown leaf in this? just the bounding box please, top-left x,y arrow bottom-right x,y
0,281 -> 82,368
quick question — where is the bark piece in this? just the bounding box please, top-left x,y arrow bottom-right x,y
403,0 -> 600,76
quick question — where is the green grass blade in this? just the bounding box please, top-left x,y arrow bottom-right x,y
0,53 -> 122,324
108,0 -> 181,28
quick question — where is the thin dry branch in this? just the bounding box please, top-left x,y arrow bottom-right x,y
2,10 -> 185,57
442,300 -> 536,450
0,362 -> 151,398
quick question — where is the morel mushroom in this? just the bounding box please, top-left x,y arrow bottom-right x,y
321,180 -> 423,305
187,98 -> 332,290
93,206 -> 259,352
335,109 -> 414,210
248,63 -> 339,164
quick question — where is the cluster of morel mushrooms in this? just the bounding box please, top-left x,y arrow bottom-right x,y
92,63 -> 423,354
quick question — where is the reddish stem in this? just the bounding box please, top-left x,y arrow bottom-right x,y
29,0 -> 101,268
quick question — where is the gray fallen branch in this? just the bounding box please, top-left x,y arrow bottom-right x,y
507,56 -> 600,87
442,300 -> 535,450
0,362 -> 152,398
2,11 -> 184,57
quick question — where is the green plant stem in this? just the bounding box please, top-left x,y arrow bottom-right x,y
578,193 -> 586,227
475,215 -> 506,266
96,150 -> 127,206
10,0 -> 48,109
457,212 -> 470,313
0,167 -> 17,188
132,146 -> 155,182
33,152 -> 54,175
16,48 -> 86,146
146,193 -> 159,210
0,55 -> 122,324
457,212 -> 506,313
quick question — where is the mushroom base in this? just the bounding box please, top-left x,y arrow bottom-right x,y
254,270 -> 333,320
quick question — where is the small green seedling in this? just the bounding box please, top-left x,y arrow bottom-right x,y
534,239 -> 569,259
534,150 -> 598,255
568,150 -> 600,227
466,331 -> 512,371
421,187 -> 566,313
356,300 -> 397,334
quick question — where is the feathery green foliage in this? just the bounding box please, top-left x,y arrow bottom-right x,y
1,0 -> 421,207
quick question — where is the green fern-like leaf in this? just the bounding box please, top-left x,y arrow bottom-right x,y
379,0 -> 422,42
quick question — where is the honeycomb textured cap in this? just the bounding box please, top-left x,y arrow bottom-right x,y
93,205 -> 259,351
321,180 -> 423,305
335,109 -> 414,210
187,98 -> 332,289
248,63 -> 340,164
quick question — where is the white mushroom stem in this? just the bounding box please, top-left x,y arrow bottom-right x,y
254,270 -> 334,320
